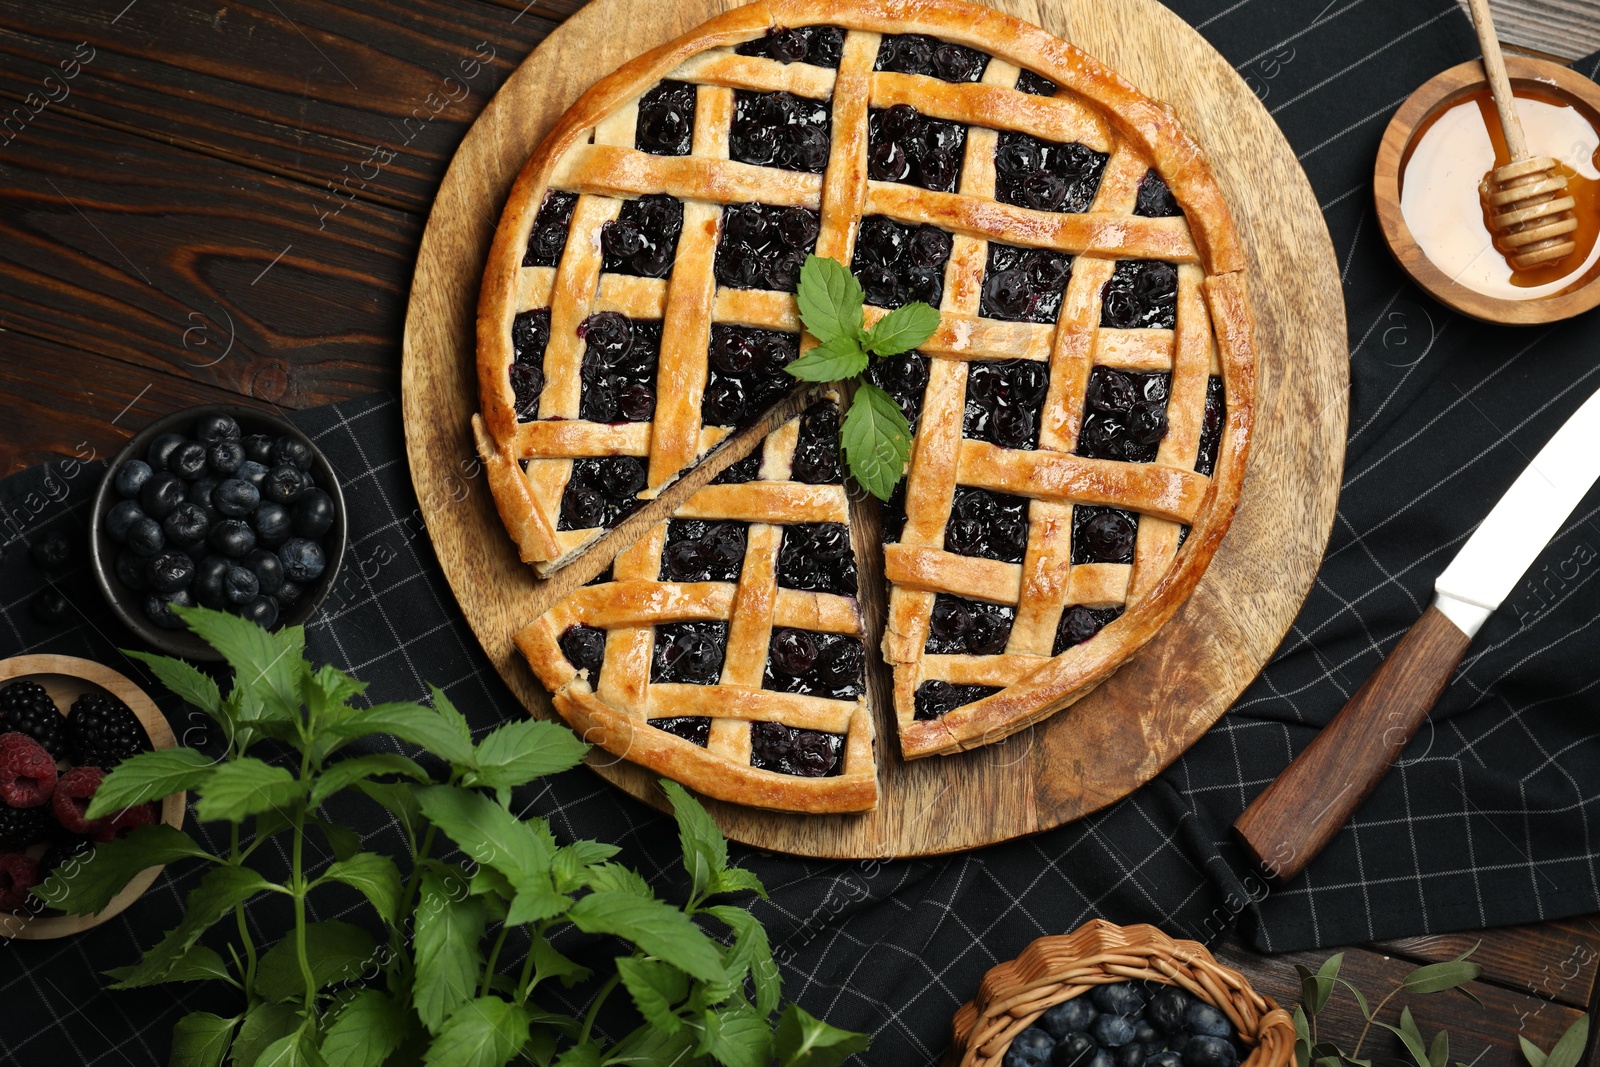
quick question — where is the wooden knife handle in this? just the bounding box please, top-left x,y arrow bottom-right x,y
1233,604 -> 1472,882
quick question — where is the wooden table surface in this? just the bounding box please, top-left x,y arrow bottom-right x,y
1,0 -> 1596,1063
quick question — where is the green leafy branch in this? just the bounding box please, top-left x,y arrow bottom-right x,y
35,605 -> 869,1067
788,256 -> 939,501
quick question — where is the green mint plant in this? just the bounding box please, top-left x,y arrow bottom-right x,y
34,605 -> 869,1067
1291,948 -> 1483,1067
787,255 -> 940,500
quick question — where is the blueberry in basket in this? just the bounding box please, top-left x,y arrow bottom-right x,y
102,413 -> 339,634
1001,980 -> 1243,1067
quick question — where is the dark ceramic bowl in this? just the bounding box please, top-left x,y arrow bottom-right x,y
88,404 -> 348,662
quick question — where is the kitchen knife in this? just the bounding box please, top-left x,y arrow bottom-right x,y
1234,381 -> 1600,882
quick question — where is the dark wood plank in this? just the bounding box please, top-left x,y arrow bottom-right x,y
0,0 -> 562,213
0,102 -> 415,409
1377,918 -> 1600,1010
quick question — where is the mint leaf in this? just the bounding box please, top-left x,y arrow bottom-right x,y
172,605 -> 303,722
303,663 -> 367,725
255,920 -> 375,1002
192,758 -> 302,824
552,1042 -> 602,1067
773,1004 -> 871,1066
416,786 -> 554,885
125,650 -> 222,715
319,990 -> 410,1067
661,779 -> 727,903
308,753 -> 429,807
464,718 -> 589,804
316,853 -> 403,925
108,865 -> 275,988
35,823 -> 209,916
707,905 -> 781,1016
152,944 -> 234,986
253,1029 -> 325,1067
413,870 -> 487,1032
87,747 -> 216,819
841,382 -> 912,500
567,891 -> 728,983
319,702 -> 475,766
422,997 -> 530,1067
796,256 -> 864,346
505,883 -> 571,927
864,302 -> 939,356
168,1011 -> 237,1067
701,1002 -> 773,1067
618,957 -> 689,1035
785,337 -> 868,383
583,861 -> 655,899
229,1002 -> 299,1067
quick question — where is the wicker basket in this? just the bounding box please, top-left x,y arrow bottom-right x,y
949,920 -> 1297,1067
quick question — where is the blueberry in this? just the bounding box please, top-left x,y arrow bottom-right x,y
1091,1014 -> 1136,1048
272,436 -> 313,471
214,478 -> 261,518
276,580 -> 305,609
237,460 -> 270,488
146,433 -> 187,471
251,502 -> 293,547
223,565 -> 259,606
1041,1000 -> 1098,1038
240,595 -> 279,629
210,519 -> 256,559
116,550 -> 151,591
107,499 -> 144,544
169,440 -> 208,480
246,549 -> 284,595
29,535 -> 71,571
207,439 -> 245,476
1087,1050 -> 1114,1067
145,551 -> 195,594
1148,1054 -> 1184,1067
140,473 -> 188,520
263,464 -> 306,505
1147,989 -> 1191,1033
278,538 -> 326,582
127,517 -> 166,558
293,489 -> 336,538
1092,983 -> 1147,1018
31,589 -> 70,624
162,502 -> 211,548
1182,1037 -> 1237,1067
194,556 -> 229,608
1134,1023 -> 1160,1047
1115,1043 -> 1145,1067
1052,1033 -> 1097,1067
242,434 -> 274,464
186,476 -> 220,512
194,413 -> 241,443
145,588 -> 195,630
1004,1028 -> 1056,1067
1184,1003 -> 1231,1040
115,460 -> 153,498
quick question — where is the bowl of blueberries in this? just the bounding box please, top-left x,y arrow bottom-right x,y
88,406 -> 347,661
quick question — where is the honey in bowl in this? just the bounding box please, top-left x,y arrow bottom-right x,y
1400,86 -> 1600,301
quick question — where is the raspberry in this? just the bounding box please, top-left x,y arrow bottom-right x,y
0,681 -> 73,761
68,692 -> 151,771
0,851 -> 40,912
0,733 -> 58,808
93,801 -> 157,843
0,804 -> 48,848
51,766 -> 106,835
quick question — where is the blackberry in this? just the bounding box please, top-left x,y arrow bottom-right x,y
0,803 -> 49,848
68,692 -> 151,770
0,681 -> 72,761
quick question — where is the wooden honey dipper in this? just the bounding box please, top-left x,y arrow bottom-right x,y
1467,0 -> 1579,269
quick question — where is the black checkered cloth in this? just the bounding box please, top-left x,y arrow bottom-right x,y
3,3 -> 1600,1064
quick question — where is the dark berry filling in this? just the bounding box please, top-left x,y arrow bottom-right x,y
578,313 -> 661,424
914,680 -> 1001,720
1014,70 -> 1058,96
790,401 -> 842,484
945,488 -> 1030,564
1100,259 -> 1178,329
1196,376 -> 1225,477
651,621 -> 728,685
523,191 -> 578,268
715,202 -> 820,292
750,721 -> 844,777
875,34 -> 989,83
1071,505 -> 1138,565
651,716 -> 711,746
994,131 -> 1106,214
601,194 -> 684,278
881,482 -> 908,544
851,215 -> 952,309
635,80 -> 696,156
557,457 -> 647,531
509,308 -> 551,421
924,594 -> 1014,655
659,520 -> 748,582
962,360 -> 1049,450
736,25 -> 844,68
981,243 -> 1073,324
1134,169 -> 1183,218
866,351 -> 931,431
763,628 -> 864,700
1052,605 -> 1124,654
1076,367 -> 1170,463
776,523 -> 856,596
703,325 -> 800,428
867,105 -> 966,193
559,623 -> 607,678
712,451 -> 763,484
731,91 -> 831,173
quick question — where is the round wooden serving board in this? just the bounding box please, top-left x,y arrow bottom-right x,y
401,0 -> 1347,858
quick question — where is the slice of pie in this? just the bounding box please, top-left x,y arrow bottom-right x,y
476,0 -> 1255,808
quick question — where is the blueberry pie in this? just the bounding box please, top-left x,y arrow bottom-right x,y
479,0 -> 1255,798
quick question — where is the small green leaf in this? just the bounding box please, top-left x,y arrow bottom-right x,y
316,853 -> 403,925
35,823 -> 209,916
1544,1015 -> 1590,1067
1336,977 -> 1372,1020
617,957 -> 689,1035
254,920 -> 376,1002
413,871 -> 487,1033
583,862 -> 653,899
700,1001 -> 773,1067
309,817 -> 362,863
1377,1010 -> 1431,1067
505,882 -> 571,927
304,664 -> 367,724
318,989 -> 410,1067
707,904 -> 780,1015
229,1002 -> 298,1067
1298,954 -> 1340,1017
606,1025 -> 698,1066
525,932 -> 591,989
662,779 -> 727,903
864,302 -> 940,357
1401,959 -> 1481,995
840,381 -> 911,500
416,786 -> 554,886
567,890 -> 728,983
1292,1005 -> 1310,1045
173,605 -> 303,722
254,1029 -> 326,1067
553,840 -> 620,893
785,337 -> 869,383
321,702 -> 475,766
354,780 -> 421,839
423,997 -> 530,1067
464,718 -> 589,803
111,943 -> 234,988
711,866 -> 766,899
193,758 -> 302,824
1521,1035 -> 1550,1067
88,747 -> 217,820
169,1011 -> 238,1067
1294,1037 -> 1310,1067
773,1004 -> 870,1067
309,753 -> 429,807
553,1043 -> 602,1067
796,255 -> 865,347
1429,1029 -> 1449,1067
125,650 -> 222,715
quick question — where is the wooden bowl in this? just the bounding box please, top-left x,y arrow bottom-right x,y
948,919 -> 1296,1067
0,655 -> 186,940
1374,57 -> 1600,325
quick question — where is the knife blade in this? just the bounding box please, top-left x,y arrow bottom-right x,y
1234,381 -> 1600,883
